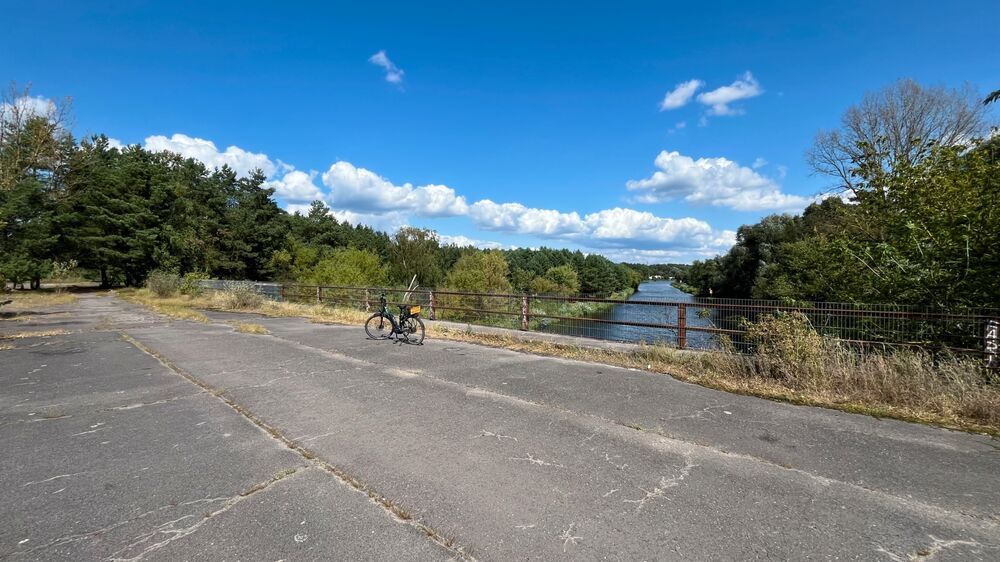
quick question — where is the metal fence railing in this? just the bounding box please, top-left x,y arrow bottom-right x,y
202,281 -> 1000,360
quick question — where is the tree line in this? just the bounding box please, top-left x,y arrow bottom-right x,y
0,85 -> 643,297
678,79 -> 999,309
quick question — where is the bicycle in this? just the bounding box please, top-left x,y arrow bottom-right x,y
365,292 -> 425,344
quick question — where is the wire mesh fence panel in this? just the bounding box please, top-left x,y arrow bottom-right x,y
206,281 -> 999,359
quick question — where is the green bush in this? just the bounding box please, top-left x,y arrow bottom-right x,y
180,271 -> 210,296
146,270 -> 182,297
743,311 -> 826,378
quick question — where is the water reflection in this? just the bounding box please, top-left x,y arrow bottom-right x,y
537,281 -> 719,349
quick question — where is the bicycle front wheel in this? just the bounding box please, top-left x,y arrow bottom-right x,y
401,317 -> 425,345
365,314 -> 392,339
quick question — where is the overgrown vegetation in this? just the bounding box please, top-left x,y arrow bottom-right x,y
0,289 -> 77,314
215,281 -> 265,310
145,270 -> 182,297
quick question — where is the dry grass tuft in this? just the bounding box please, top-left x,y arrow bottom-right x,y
118,289 -> 209,323
42,406 -> 67,419
0,329 -> 72,340
231,322 -> 268,335
213,281 -> 265,310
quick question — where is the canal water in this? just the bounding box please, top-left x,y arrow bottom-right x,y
539,280 -> 718,349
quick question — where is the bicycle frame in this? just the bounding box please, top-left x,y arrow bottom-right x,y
375,299 -> 413,334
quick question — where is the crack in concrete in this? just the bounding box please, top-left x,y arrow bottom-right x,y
602,452 -> 628,471
660,403 -> 734,423
117,331 -> 476,561
623,454 -> 697,512
21,471 -> 91,487
0,487 -> 259,560
876,535 -> 992,561
103,468 -> 304,561
509,453 -> 565,468
558,523 -> 582,553
475,430 -> 517,443
102,393 -> 205,411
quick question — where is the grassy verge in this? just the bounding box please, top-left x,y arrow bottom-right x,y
668,279 -> 699,295
121,288 -> 1000,436
116,289 -> 210,322
1,290 -> 78,314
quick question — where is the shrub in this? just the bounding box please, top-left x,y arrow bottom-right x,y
743,311 -> 826,379
146,270 -> 182,297
180,271 -> 210,296
218,281 -> 265,310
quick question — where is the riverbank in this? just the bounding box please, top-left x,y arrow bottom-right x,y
668,279 -> 699,295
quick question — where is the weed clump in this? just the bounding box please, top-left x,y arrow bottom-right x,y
216,281 -> 265,310
180,272 -> 210,296
146,270 -> 182,297
742,311 -> 826,379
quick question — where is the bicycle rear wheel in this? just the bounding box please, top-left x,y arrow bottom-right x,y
365,313 -> 392,339
401,317 -> 425,344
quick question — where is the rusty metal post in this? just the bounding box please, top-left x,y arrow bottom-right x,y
677,303 -> 687,350
521,294 -> 529,331
280,284 -> 286,301
429,291 -> 436,320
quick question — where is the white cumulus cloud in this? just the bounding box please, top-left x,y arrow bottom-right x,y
469,201 -> 587,237
696,72 -> 763,116
321,161 -> 468,217
659,79 -> 704,111
467,200 -> 730,251
438,234 -> 505,249
626,150 -> 813,211
369,50 -> 404,84
331,209 -> 409,233
264,167 -> 324,204
144,133 -> 276,177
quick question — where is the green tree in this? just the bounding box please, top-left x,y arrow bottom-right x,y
388,227 -> 443,287
306,247 -> 387,287
0,85 -> 71,288
442,250 -> 512,322
578,254 -> 621,295
444,250 -> 511,293
218,169 -> 288,280
530,264 -> 580,295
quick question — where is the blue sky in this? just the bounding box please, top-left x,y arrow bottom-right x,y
4,1 -> 998,262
